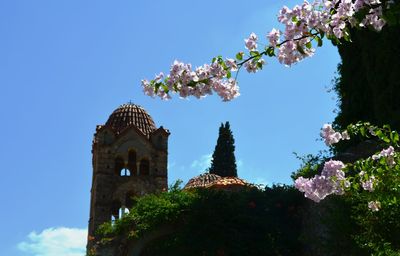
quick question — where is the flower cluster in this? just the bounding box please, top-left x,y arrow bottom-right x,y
359,171 -> 376,192
141,59 -> 240,101
295,160 -> 349,202
142,0 -> 388,101
320,124 -> 350,146
296,123 -> 400,212
372,146 -> 396,166
368,200 -> 381,211
274,0 -> 387,66
244,32 -> 258,51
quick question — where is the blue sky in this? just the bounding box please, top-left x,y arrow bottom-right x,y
0,0 -> 340,255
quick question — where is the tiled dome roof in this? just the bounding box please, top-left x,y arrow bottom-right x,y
105,103 -> 156,136
184,173 -> 222,189
184,173 -> 252,191
207,177 -> 250,188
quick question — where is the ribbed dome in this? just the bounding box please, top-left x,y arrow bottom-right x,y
184,173 -> 222,189
105,103 -> 156,136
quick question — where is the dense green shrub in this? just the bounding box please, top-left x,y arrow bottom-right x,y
292,122 -> 400,255
333,25 -> 400,133
96,184 -> 307,255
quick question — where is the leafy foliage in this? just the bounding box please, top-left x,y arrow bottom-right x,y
96,184 -> 307,255
96,181 -> 198,241
294,122 -> 400,254
333,25 -> 400,135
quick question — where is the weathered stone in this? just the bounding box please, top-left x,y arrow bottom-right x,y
87,103 -> 170,254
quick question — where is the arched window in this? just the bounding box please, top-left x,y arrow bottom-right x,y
119,207 -> 129,218
114,157 -> 124,176
111,201 -> 121,221
120,168 -> 130,177
139,159 -> 150,176
127,149 -> 137,175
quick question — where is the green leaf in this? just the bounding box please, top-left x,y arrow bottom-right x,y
266,47 -> 275,57
393,132 -> 399,144
360,126 -> 366,137
155,83 -> 160,93
296,44 -> 306,55
161,84 -> 169,93
227,72 -> 231,79
316,36 -> 323,47
250,51 -> 260,57
236,52 -> 243,61
305,41 -> 312,49
375,130 -> 383,138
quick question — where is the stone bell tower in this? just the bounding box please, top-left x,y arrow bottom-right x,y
87,103 -> 169,250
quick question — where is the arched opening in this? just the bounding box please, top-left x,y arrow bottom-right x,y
111,201 -> 121,222
120,168 -> 131,176
139,159 -> 150,176
128,149 -> 137,175
119,207 -> 129,218
110,201 -> 129,221
114,157 -> 124,176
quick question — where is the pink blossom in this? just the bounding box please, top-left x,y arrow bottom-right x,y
267,28 -> 281,47
244,33 -> 258,51
321,160 -> 346,177
360,6 -> 386,31
141,79 -> 155,98
295,160 -> 347,202
368,200 -> 381,211
211,78 -> 240,101
244,59 -> 265,73
225,58 -> 238,72
142,0 -> 389,101
362,175 -> 376,192
321,124 -> 343,146
372,146 -> 395,166
341,131 -> 351,140
210,61 -> 227,79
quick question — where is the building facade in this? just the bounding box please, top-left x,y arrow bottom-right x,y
87,103 -> 169,252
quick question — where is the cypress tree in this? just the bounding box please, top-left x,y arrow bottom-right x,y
209,121 -> 237,177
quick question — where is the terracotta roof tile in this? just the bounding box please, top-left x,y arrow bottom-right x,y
184,174 -> 252,190
105,103 -> 156,136
184,173 -> 222,189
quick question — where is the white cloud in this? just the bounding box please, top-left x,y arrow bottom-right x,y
18,227 -> 87,256
190,154 -> 212,173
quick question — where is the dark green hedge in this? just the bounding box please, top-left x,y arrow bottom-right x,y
333,25 -> 400,133
97,184 -> 307,256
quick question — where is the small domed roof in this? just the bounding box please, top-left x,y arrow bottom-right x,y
105,103 -> 156,136
207,177 -> 250,188
184,173 -> 222,189
184,173 -> 252,191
